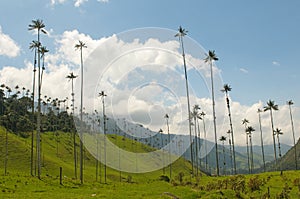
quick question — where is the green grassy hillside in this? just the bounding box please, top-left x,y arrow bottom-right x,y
1,127 -> 300,198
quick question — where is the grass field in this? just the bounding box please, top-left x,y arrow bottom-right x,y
0,128 -> 300,198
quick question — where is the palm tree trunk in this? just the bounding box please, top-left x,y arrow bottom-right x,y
258,112 -> 266,172
228,138 -> 233,175
269,109 -> 278,170
197,121 -> 201,171
226,94 -> 237,174
288,105 -> 297,170
194,117 -> 199,176
31,49 -> 37,177
246,133 -> 250,174
179,35 -> 194,176
102,96 -> 107,183
36,31 -> 42,179
222,141 -> 226,175
160,131 -> 165,175
209,61 -> 219,176
71,79 -> 77,179
202,118 -> 208,171
167,119 -> 172,181
79,48 -> 84,184
277,134 -> 282,174
249,134 -> 254,173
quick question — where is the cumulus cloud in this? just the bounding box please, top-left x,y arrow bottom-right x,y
50,0 -> 109,7
0,26 -> 20,58
0,29 -> 299,148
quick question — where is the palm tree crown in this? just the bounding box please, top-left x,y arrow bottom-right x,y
28,19 -> 47,34
174,26 -> 188,37
204,50 -> 219,63
75,40 -> 87,51
221,84 -> 232,93
263,100 -> 279,112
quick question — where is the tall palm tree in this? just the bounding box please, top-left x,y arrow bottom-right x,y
29,40 -> 40,176
221,84 -> 237,174
264,100 -> 279,170
175,26 -> 194,175
200,111 -> 208,171
99,91 -> 107,183
246,126 -> 255,173
205,50 -> 219,176
257,108 -> 266,172
226,130 -> 233,175
196,114 -> 202,170
75,40 -> 87,184
159,128 -> 165,175
164,113 -> 172,181
274,128 -> 283,174
39,46 -> 49,89
28,19 -> 47,179
191,104 -> 200,176
242,118 -> 250,174
66,72 -> 78,179
287,100 -> 297,170
219,136 -> 226,175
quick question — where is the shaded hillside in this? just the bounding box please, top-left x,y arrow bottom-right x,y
277,137 -> 300,171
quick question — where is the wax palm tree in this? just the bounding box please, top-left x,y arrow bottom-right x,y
264,100 -> 279,170
66,72 -> 78,179
246,126 -> 255,173
221,84 -> 237,174
39,46 -> 49,89
242,118 -> 250,174
28,19 -> 47,179
274,128 -> 283,174
226,130 -> 233,175
196,114 -> 202,170
287,100 -> 297,170
219,136 -> 226,175
205,50 -> 219,176
75,40 -> 87,184
164,113 -> 172,181
175,26 -> 194,175
200,111 -> 208,171
158,128 -> 165,175
257,108 -> 266,172
191,104 -> 200,175
99,91 -> 107,183
29,40 -> 40,176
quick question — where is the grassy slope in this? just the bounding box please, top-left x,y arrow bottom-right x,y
0,128 -> 300,198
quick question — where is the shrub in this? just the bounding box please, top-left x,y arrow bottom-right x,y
159,175 -> 170,182
248,176 -> 263,191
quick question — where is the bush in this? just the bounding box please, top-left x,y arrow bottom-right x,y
176,172 -> 184,184
248,176 -> 263,191
159,175 -> 170,182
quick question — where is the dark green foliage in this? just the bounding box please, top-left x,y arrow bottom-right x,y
159,175 -> 170,182
0,87 -> 77,134
248,175 -> 263,191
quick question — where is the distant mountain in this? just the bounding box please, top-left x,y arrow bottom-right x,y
273,138 -> 300,171
102,117 -> 295,174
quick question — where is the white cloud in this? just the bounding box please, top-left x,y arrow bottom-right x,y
0,26 -> 20,58
74,0 -> 88,7
50,0 -> 68,6
239,67 -> 249,74
272,61 -> 280,66
50,0 -> 109,7
1,29 -> 299,148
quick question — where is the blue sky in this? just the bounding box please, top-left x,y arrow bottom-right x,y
0,0 -> 300,145
1,0 -> 299,105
